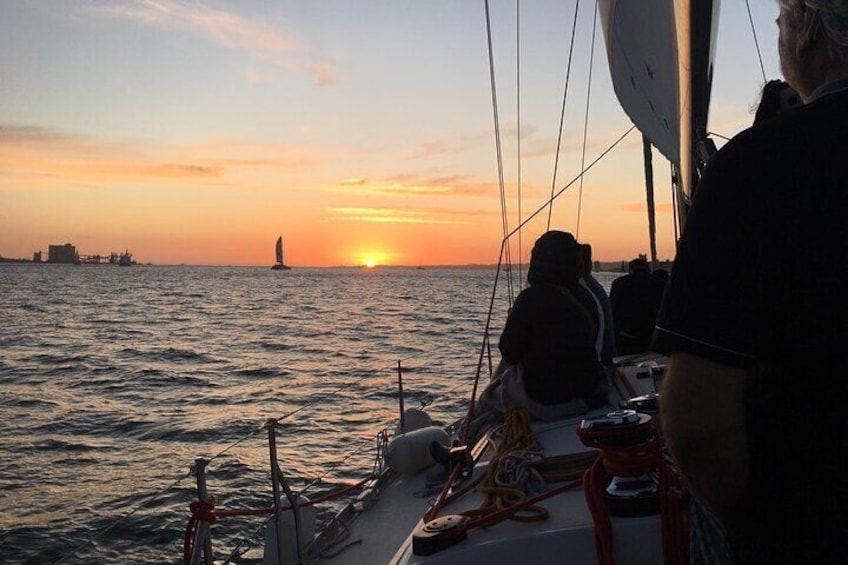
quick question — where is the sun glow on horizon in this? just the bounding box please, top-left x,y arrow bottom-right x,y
364,259 -> 376,268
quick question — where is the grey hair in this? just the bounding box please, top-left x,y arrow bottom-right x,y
779,0 -> 848,61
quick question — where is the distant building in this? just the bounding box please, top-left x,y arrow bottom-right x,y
33,251 -> 42,262
48,243 -> 78,264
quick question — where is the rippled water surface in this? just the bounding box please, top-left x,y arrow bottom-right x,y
0,264 -> 620,564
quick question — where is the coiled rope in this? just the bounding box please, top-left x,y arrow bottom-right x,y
426,408 -> 595,535
466,408 -> 549,523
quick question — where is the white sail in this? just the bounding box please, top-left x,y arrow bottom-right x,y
598,0 -> 681,165
598,0 -> 720,230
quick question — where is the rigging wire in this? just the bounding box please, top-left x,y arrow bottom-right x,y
546,0 -> 581,232
745,0 -> 768,84
516,0 -> 523,287
484,0 -> 515,305
575,0 -> 598,240
513,126 -> 635,245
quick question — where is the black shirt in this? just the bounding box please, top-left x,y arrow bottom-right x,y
653,90 -> 848,562
499,283 -> 602,405
609,271 -> 663,355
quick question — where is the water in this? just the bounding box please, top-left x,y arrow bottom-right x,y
0,264 -> 621,564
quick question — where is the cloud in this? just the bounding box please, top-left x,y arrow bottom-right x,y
0,124 -> 327,189
309,64 -> 338,87
86,1 -> 336,85
91,1 -> 294,55
325,207 -> 490,225
324,172 -> 554,202
415,133 -> 490,158
324,174 -> 506,199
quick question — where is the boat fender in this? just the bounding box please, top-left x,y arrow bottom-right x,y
262,495 -> 316,565
394,408 -> 433,435
386,426 -> 450,475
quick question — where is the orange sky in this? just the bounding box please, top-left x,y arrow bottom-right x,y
0,2 -> 781,267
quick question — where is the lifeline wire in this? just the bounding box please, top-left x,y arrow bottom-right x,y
57,338 -> 481,564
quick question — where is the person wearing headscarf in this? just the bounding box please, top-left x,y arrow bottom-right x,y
498,231 -> 604,405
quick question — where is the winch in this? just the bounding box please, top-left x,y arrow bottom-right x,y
577,409 -> 660,517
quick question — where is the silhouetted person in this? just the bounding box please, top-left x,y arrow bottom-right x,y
609,258 -> 660,355
753,79 -> 802,125
654,2 -> 848,562
578,243 -> 616,366
499,231 -> 603,406
652,268 -> 669,296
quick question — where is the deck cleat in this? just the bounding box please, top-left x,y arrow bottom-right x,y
429,440 -> 473,479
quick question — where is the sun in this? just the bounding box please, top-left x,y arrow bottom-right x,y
364,259 -> 377,269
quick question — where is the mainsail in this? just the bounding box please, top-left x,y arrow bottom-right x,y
598,0 -> 720,234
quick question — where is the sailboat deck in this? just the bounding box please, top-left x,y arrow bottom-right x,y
311,363 -> 663,564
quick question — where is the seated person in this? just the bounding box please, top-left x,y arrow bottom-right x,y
610,258 -> 662,355
498,231 -> 604,406
578,242 -> 616,367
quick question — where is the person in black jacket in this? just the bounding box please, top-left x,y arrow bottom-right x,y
609,258 -> 663,355
498,230 -> 603,406
654,2 -> 848,561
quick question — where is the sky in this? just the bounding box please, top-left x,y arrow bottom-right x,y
0,1 -> 783,267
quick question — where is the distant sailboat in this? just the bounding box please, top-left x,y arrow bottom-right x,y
271,236 -> 291,270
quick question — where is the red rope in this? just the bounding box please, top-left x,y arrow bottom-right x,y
215,475 -> 376,519
577,422 -> 661,565
576,420 -> 690,565
424,466 -> 465,523
466,478 -> 583,529
182,476 -> 374,564
183,498 -> 216,565
659,457 -> 689,565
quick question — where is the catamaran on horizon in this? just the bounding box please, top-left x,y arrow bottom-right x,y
272,236 -> 292,271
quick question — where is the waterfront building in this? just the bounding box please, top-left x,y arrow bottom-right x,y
48,243 -> 78,264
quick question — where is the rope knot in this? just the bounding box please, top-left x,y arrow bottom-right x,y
189,497 -> 217,524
